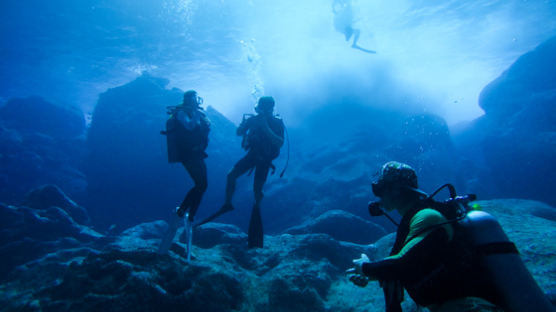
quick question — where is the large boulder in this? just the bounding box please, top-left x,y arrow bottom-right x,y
479,37 -> 556,127
285,210 -> 387,244
0,97 -> 86,202
454,36 -> 556,205
85,73 -> 244,231
0,187 -> 102,281
24,184 -> 90,224
0,96 -> 85,138
43,250 -> 244,312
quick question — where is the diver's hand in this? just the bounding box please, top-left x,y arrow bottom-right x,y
346,253 -> 371,287
352,253 -> 370,274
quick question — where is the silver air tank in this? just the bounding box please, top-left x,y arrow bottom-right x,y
460,211 -> 554,312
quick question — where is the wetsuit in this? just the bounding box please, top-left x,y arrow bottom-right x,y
226,114 -> 284,204
170,107 -> 210,221
333,0 -> 356,40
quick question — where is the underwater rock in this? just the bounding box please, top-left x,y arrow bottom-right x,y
455,35 -> 556,206
479,36 -> 556,125
43,250 -> 244,312
0,96 -> 85,138
24,184 -> 90,225
0,220 -> 373,312
110,220 -> 169,251
0,199 -> 553,311
0,203 -> 101,245
285,209 -> 387,244
263,103 -> 462,234
0,97 -> 87,203
267,276 -> 327,312
284,233 -> 374,271
189,223 -> 247,249
0,199 -> 103,281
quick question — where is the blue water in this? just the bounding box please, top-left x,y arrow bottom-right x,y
2,0 -> 556,226
1,2 -> 556,311
2,0 -> 556,124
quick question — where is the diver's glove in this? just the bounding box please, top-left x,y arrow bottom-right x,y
346,253 -> 372,287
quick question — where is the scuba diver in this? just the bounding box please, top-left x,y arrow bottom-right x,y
197,96 -> 285,248
332,0 -> 376,54
347,161 -> 554,312
158,90 -> 210,260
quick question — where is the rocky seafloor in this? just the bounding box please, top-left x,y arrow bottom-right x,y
1,186 -> 555,312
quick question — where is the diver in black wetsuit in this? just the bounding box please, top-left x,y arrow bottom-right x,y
347,161 -> 554,312
332,0 -> 375,54
164,90 -> 210,222
226,96 -> 284,248
159,90 -> 210,259
198,96 -> 284,248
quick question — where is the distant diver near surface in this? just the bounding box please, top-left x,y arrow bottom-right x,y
347,161 -> 554,312
196,96 -> 285,249
333,0 -> 376,54
158,90 -> 210,261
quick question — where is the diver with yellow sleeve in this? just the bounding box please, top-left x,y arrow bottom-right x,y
347,161 -> 554,312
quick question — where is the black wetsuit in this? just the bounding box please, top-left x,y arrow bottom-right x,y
171,108 -> 210,221
226,114 -> 284,204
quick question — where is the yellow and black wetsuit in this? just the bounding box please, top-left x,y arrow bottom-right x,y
362,207 -> 502,309
362,208 -> 454,286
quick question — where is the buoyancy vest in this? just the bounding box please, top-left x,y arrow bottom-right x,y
241,114 -> 284,160
163,107 -> 209,163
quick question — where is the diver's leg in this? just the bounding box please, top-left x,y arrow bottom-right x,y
182,157 -> 208,221
253,161 -> 270,205
224,153 -> 255,206
177,160 -> 195,217
351,29 -> 360,47
344,26 -> 354,41
248,162 -> 270,248
248,202 -> 264,248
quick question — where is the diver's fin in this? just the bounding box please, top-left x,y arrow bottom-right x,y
185,213 -> 193,262
247,204 -> 263,248
194,203 -> 234,228
352,45 -> 376,54
158,208 -> 182,255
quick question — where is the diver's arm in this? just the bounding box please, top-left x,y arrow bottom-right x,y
236,115 -> 251,136
362,228 -> 449,281
260,118 -> 284,148
200,113 -> 210,150
362,209 -> 453,281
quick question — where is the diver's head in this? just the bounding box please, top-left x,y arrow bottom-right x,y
255,96 -> 275,115
182,90 -> 203,108
372,161 -> 421,212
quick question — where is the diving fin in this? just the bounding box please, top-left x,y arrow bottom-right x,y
194,203 -> 234,228
158,208 -> 182,255
351,45 -> 376,54
185,213 -> 193,262
247,204 -> 263,248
